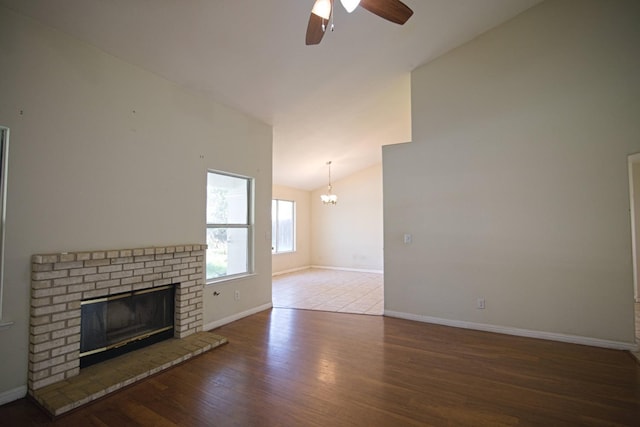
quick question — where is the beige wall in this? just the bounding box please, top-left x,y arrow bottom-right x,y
0,8 -> 272,399
272,185 -> 311,274
311,164 -> 383,272
383,0 -> 640,345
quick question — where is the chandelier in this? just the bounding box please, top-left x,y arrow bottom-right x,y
320,161 -> 338,205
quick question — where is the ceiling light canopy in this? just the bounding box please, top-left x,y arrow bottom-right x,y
340,0 -> 361,13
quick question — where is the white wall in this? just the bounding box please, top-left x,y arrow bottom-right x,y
0,7 -> 272,399
311,164 -> 383,272
272,185 -> 311,274
383,0 -> 640,345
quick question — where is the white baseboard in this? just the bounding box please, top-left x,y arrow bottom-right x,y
203,303 -> 273,331
384,310 -> 639,352
272,266 -> 311,276
0,321 -> 14,331
0,385 -> 27,406
311,265 -> 383,274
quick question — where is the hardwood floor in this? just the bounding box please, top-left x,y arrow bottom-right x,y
2,308 -> 639,426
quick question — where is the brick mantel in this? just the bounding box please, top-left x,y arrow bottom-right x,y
29,244 -> 206,394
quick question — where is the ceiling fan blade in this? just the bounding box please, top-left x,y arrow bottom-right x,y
359,0 -> 413,25
306,11 -> 327,45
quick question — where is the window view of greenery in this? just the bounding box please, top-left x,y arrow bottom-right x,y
272,199 -> 295,253
206,172 -> 251,281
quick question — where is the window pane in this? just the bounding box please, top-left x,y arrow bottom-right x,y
277,200 -> 294,252
272,199 -> 295,254
271,200 -> 277,252
206,227 -> 248,280
206,173 -> 248,224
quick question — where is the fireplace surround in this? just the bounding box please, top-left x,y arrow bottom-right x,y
29,244 -> 205,395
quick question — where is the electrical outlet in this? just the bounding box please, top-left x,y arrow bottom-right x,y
477,298 -> 485,309
234,290 -> 240,301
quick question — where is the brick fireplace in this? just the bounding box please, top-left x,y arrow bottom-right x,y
29,244 -> 206,395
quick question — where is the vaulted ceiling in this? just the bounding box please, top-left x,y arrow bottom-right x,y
0,0 -> 541,189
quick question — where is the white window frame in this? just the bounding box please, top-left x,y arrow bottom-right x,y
206,170 -> 254,284
0,127 -> 11,329
272,199 -> 296,254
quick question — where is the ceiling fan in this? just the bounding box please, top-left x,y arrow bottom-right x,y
306,0 -> 413,45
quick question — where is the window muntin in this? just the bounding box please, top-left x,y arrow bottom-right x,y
272,199 -> 295,254
206,171 -> 253,282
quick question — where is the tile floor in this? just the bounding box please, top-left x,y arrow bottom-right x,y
272,268 -> 383,315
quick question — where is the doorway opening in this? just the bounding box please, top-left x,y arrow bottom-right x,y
270,165 -> 385,315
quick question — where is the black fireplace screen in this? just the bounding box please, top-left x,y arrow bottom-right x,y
80,285 -> 174,366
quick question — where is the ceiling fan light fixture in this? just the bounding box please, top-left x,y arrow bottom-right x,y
306,0 -> 413,45
311,0 -> 332,20
340,0 -> 361,13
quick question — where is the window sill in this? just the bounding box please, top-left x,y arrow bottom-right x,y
272,251 -> 297,255
0,320 -> 14,331
206,273 -> 256,286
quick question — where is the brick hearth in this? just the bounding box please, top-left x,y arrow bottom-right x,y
29,244 -> 206,395
32,331 -> 227,417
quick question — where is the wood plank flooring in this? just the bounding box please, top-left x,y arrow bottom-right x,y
1,308 -> 639,426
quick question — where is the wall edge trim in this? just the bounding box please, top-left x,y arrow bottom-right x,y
203,303 -> 273,331
311,265 -> 383,274
272,266 -> 311,276
384,310 -> 639,351
0,385 -> 27,406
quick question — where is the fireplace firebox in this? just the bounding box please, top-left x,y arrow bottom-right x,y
79,285 -> 175,368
